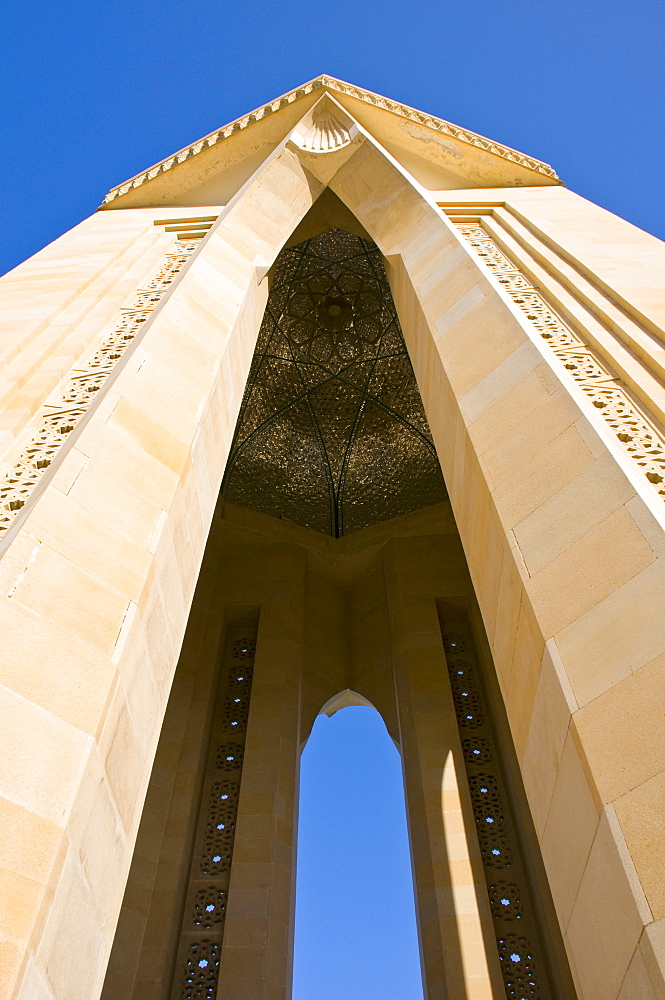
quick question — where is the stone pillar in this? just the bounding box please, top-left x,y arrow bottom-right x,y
383,536 -> 503,1000
217,547 -> 306,1000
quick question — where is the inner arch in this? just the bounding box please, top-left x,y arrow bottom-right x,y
293,706 -> 424,1000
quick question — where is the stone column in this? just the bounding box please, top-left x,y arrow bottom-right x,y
382,536 -> 503,1000
217,546 -> 306,1000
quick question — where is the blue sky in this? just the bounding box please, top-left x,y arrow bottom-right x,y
2,1 -> 663,993
1,0 -> 664,279
294,708 -> 423,1000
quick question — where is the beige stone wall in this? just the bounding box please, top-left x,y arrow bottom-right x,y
0,146 -> 321,1000
327,140 -> 665,998
0,104 -> 664,1000
0,209 -> 171,466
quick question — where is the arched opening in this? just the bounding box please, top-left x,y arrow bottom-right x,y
99,208 -> 573,1000
293,705 -> 425,1000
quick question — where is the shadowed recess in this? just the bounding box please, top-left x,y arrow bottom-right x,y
222,229 -> 447,535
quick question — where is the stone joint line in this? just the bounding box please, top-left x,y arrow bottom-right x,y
0,238 -> 201,536
455,222 -> 665,500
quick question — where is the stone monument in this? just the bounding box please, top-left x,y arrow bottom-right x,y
0,76 -> 664,1000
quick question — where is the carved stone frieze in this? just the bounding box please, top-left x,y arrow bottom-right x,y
456,224 -> 665,500
0,239 -> 200,536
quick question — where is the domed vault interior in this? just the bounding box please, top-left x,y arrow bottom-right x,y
221,227 -> 447,536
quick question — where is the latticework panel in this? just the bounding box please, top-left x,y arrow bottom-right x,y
172,627 -> 257,1000
439,614 -> 553,1000
222,229 -> 447,536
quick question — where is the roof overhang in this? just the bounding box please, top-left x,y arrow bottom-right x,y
100,75 -> 561,210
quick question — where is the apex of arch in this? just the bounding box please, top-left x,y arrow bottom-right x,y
320,690 -> 376,717
290,93 -> 357,154
100,75 -> 561,210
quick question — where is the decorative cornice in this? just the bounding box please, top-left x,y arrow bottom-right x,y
102,76 -> 560,205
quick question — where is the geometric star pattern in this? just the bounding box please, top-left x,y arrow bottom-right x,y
222,229 -> 447,535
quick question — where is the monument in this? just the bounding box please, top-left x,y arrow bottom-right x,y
0,76 -> 664,1000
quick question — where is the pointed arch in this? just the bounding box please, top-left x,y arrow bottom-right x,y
293,705 -> 424,1000
1,82 -> 662,1000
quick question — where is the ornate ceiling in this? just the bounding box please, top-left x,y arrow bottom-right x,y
221,229 -> 447,536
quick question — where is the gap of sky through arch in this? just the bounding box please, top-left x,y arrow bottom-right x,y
293,706 -> 424,1000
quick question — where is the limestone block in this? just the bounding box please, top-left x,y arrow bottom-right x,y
566,809 -> 647,1000
25,487 -> 153,603
615,772 -> 665,920
505,596 -> 545,759
0,685 -> 89,827
573,653 -> 665,805
503,185 -> 665,336
525,505 -> 656,637
618,945 -> 660,999
541,731 -> 601,931
75,414 -> 179,512
13,957 -> 57,1000
521,639 -> 577,837
9,543 -> 129,657
67,461 -> 162,551
512,450 -> 637,575
556,558 -> 665,707
0,587 -> 125,731
642,920 -> 665,1000
35,850 -> 105,1000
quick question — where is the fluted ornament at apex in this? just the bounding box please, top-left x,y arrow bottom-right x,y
292,105 -> 354,153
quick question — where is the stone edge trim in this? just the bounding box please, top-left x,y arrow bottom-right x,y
454,220 -> 665,501
101,76 -> 560,205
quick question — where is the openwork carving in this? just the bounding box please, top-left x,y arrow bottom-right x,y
489,882 -> 524,922
462,737 -> 493,765
456,224 -> 665,500
222,229 -> 447,535
469,773 -> 503,822
181,940 -> 221,1000
0,239 -> 199,537
440,611 -> 549,998
478,829 -> 513,870
232,638 -> 256,658
448,661 -> 484,729
103,76 -> 557,204
497,935 -> 541,1000
442,633 -> 469,655
201,782 -> 238,875
175,626 -> 257,1000
215,743 -> 244,771
193,887 -> 227,928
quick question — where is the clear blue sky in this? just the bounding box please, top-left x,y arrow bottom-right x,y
294,708 -> 423,1000
1,0 -> 664,279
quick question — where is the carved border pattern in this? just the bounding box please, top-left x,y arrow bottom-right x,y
174,631 -> 257,1000
456,223 -> 665,500
0,239 -> 200,537
102,77 -> 558,204
439,616 -> 548,1000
